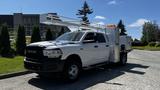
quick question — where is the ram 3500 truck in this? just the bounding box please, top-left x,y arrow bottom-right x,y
24,30 -> 130,81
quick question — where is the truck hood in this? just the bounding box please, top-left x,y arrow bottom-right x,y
28,41 -> 79,47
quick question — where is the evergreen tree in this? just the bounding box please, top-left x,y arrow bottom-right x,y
157,29 -> 160,42
155,23 -> 160,42
45,28 -> 53,41
16,25 -> 26,56
77,1 -> 93,25
58,27 -> 65,37
0,26 -> 1,51
31,26 -> 41,43
0,25 -> 11,57
141,22 -> 158,44
117,20 -> 127,35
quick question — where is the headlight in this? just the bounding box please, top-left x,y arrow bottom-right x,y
43,49 -> 62,58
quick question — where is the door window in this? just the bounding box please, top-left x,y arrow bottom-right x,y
96,33 -> 106,43
84,33 -> 95,41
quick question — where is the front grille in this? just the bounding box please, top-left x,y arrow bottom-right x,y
26,46 -> 46,62
24,61 -> 42,71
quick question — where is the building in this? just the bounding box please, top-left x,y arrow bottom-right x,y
0,15 -> 14,35
0,13 -> 70,37
0,13 -> 39,36
14,13 -> 40,36
0,15 -> 13,28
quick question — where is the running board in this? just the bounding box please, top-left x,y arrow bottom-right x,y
83,61 -> 109,70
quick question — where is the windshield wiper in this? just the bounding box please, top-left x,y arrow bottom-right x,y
68,42 -> 76,44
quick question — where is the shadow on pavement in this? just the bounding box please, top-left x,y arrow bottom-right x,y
28,63 -> 149,90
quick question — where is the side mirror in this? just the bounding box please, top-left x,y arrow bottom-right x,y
83,40 -> 95,44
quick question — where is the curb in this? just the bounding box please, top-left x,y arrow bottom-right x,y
0,71 -> 32,79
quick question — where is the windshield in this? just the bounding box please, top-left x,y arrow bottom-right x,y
56,32 -> 84,41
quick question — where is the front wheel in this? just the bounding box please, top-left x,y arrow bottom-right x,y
119,51 -> 127,65
63,61 -> 81,82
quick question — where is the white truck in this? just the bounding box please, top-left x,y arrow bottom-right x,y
24,28 -> 131,81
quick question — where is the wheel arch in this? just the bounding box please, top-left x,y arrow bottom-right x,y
121,44 -> 126,51
66,54 -> 82,67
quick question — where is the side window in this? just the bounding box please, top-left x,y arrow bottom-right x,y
96,33 -> 106,43
84,33 -> 95,41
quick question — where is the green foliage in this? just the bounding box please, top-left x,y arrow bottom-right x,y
45,28 -> 53,41
132,39 -> 145,46
148,42 -> 156,47
76,1 -> 93,24
132,46 -> 160,51
0,26 -> 1,50
155,42 -> 160,47
0,25 -> 12,57
0,56 -> 25,74
141,22 -> 160,43
157,30 -> 160,42
16,25 -> 26,56
31,26 -> 41,43
117,20 -> 127,35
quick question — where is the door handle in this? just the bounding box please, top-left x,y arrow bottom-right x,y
94,45 -> 98,48
106,45 -> 109,47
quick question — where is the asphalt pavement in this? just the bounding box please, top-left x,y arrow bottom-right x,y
0,50 -> 160,90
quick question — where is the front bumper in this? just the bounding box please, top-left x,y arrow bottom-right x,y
24,58 -> 65,72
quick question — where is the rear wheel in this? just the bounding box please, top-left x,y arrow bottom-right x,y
120,51 -> 127,65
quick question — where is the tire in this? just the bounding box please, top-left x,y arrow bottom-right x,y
63,61 -> 81,82
119,51 -> 127,65
36,72 -> 47,78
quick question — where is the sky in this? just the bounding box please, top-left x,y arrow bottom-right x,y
0,0 -> 160,39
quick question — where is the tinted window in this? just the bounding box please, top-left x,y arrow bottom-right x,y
96,33 -> 106,43
84,33 -> 95,41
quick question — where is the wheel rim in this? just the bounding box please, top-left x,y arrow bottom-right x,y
68,64 -> 79,79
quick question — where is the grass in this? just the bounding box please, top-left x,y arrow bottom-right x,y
132,46 -> 160,51
0,56 -> 25,75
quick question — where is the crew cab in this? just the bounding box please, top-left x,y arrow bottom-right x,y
24,30 -> 128,81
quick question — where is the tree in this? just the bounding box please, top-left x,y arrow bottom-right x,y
157,29 -> 160,42
0,26 -> 1,50
31,26 -> 41,43
76,1 -> 93,25
117,20 -> 127,35
141,22 -> 159,44
0,25 -> 11,57
16,25 -> 26,56
58,27 -> 65,37
45,28 -> 53,41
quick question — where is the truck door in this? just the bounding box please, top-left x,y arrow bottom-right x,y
95,33 -> 110,63
81,32 -> 99,66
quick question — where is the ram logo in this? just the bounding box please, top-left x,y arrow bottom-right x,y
27,50 -> 37,54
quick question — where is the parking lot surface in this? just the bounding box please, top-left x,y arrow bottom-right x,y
0,50 -> 160,90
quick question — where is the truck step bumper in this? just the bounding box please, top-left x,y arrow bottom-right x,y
24,58 -> 65,72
